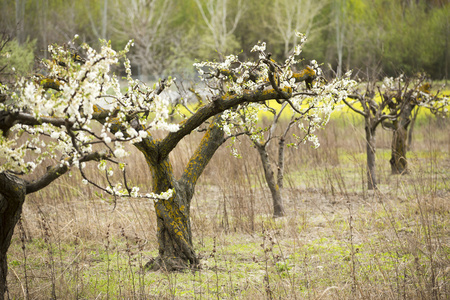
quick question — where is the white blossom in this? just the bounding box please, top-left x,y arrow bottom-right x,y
130,186 -> 140,197
114,147 -> 127,158
144,189 -> 174,202
139,130 -> 148,138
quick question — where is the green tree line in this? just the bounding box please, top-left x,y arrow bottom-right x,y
1,0 -> 449,79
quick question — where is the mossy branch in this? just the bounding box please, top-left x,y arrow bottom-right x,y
180,116 -> 224,195
159,87 -> 292,160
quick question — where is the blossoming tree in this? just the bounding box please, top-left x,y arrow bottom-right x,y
0,39 -> 175,295
343,75 -> 448,190
1,34 -> 354,292
379,76 -> 448,175
215,57 -> 354,217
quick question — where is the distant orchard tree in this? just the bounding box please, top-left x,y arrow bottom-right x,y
1,33 -> 354,297
379,76 -> 448,175
343,75 -> 448,191
343,82 -> 398,190
226,61 -> 348,217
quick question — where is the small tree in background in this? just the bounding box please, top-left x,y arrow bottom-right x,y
194,0 -> 245,60
380,76 -> 448,175
342,82 -> 398,190
221,62 -> 346,217
111,0 -> 178,78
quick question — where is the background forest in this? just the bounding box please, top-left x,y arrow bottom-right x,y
0,0 -> 449,81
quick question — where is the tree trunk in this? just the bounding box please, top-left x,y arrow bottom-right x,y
407,106 -> 420,150
137,117 -> 225,270
255,143 -> 285,218
145,159 -> 198,271
15,0 -> 26,44
390,103 -> 414,175
365,125 -> 377,190
277,137 -> 286,189
0,172 -> 27,299
390,124 -> 408,174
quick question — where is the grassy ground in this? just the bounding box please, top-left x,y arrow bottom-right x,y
5,112 -> 450,299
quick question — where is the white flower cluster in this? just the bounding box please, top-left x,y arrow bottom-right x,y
192,34 -> 357,152
381,75 -> 403,91
1,37 -> 178,199
292,71 -> 355,148
105,186 -> 173,202
146,188 -> 174,202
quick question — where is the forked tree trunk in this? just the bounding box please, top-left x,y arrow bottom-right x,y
365,125 -> 377,190
144,158 -> 198,271
136,118 -> 225,270
255,143 -> 285,218
390,103 -> 414,175
0,172 -> 27,299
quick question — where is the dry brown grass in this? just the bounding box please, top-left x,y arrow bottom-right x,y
5,113 -> 450,299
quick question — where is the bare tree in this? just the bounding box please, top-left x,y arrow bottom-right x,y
111,0 -> 175,79
195,0 -> 244,60
269,0 -> 327,58
85,0 -> 109,41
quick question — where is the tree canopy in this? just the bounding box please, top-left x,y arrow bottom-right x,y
1,0 -> 449,79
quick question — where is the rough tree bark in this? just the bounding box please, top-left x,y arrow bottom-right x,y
0,172 -> 26,299
390,118 -> 409,174
365,123 -> 377,190
255,142 -> 285,217
390,101 -> 415,175
136,117 -> 225,270
0,151 -> 103,299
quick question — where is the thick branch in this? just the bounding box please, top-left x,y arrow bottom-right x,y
160,87 -> 292,160
180,116 -> 224,196
372,113 -> 397,129
2,108 -> 108,132
25,151 -> 109,194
